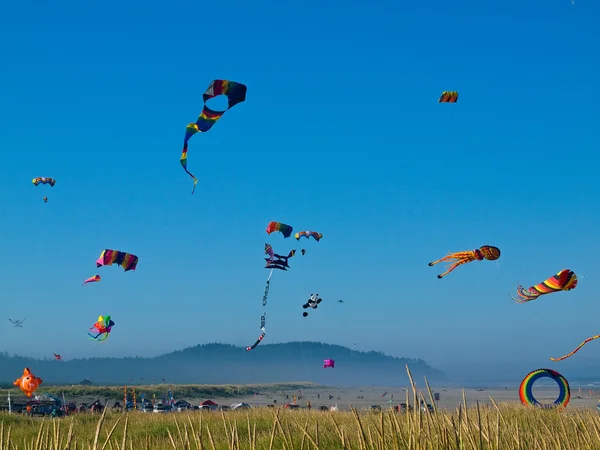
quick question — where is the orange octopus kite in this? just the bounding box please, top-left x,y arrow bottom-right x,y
429,245 -> 501,278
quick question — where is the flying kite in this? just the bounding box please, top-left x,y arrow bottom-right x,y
97,250 -> 138,272
550,334 -> 600,362
32,177 -> 55,187
88,315 -> 115,341
265,244 -> 295,270
246,314 -> 266,351
8,318 -> 26,328
428,245 -> 500,278
83,274 -> 101,285
295,231 -> 323,241
14,368 -> 43,397
32,177 -> 55,202
337,300 -> 344,304
301,249 -> 306,255
323,359 -> 335,368
266,221 -> 293,238
302,294 -> 322,317
53,354 -> 62,361
512,269 -> 577,303
438,91 -> 458,103
181,79 -> 247,194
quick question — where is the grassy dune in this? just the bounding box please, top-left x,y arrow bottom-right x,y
1,382 -> 319,401
1,402 -> 599,450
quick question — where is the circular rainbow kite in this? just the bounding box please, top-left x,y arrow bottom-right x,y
519,368 -> 570,410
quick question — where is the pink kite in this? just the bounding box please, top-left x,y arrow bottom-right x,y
83,275 -> 101,285
323,359 -> 335,368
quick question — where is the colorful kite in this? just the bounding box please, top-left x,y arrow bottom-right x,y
551,334 -> 600,362
88,315 -> 115,341
97,250 -> 138,272
53,354 -> 62,361
83,274 -> 101,285
295,231 -> 323,241
519,369 -> 570,410
323,359 -> 335,368
302,294 -> 322,317
512,269 -> 577,303
428,245 -> 500,279
181,79 -> 247,194
14,368 -> 43,397
32,177 -> 56,187
246,314 -> 266,351
33,177 -> 55,202
266,221 -> 293,238
265,244 -> 295,271
438,91 -> 458,103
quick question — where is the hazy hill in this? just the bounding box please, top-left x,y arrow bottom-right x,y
0,341 -> 444,386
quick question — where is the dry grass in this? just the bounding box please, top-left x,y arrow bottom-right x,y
0,367 -> 596,450
2,402 -> 600,450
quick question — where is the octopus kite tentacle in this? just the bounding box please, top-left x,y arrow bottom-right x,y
550,334 -> 600,362
428,245 -> 500,279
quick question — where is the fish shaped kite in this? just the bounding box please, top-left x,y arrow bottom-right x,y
97,250 -> 138,272
181,79 -> 247,194
265,244 -> 295,270
266,221 -> 293,238
295,231 -> 323,241
323,359 -> 335,368
438,91 -> 458,103
302,294 -> 322,317
551,334 -> 600,362
14,368 -> 43,397
429,245 -> 500,279
83,274 -> 101,285
512,269 -> 578,303
88,315 -> 115,341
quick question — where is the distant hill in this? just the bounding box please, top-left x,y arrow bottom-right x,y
0,342 -> 445,386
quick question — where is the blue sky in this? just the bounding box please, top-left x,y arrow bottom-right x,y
0,0 -> 598,378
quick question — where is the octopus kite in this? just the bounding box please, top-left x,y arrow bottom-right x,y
438,91 -> 458,103
551,334 -> 600,362
181,79 -> 247,194
97,249 -> 138,272
428,245 -> 500,278
302,294 -> 322,317
295,231 -> 323,241
266,221 -> 293,238
512,269 -> 577,303
14,368 -> 43,397
89,315 -> 115,341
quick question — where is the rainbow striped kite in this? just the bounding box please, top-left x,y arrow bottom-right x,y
512,269 -> 577,303
96,250 -> 139,272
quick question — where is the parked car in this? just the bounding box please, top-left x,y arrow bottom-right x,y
231,403 -> 251,410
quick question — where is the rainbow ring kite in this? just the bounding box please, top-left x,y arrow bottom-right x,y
519,368 -> 570,410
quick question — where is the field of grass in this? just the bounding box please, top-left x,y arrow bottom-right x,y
0,382 -> 320,402
1,401 -> 600,450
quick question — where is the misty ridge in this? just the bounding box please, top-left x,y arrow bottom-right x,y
0,342 -> 445,386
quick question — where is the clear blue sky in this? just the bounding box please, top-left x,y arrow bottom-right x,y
0,0 -> 598,378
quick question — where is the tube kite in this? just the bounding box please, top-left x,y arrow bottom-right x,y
97,250 -> 139,272
550,334 -> 600,362
323,359 -> 335,368
295,231 -> 323,241
83,274 -> 101,285
181,79 -> 247,194
428,245 -> 500,279
512,269 -> 577,303
14,368 -> 43,397
266,221 -> 293,238
438,91 -> 458,103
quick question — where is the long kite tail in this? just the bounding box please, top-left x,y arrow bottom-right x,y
550,335 -> 600,362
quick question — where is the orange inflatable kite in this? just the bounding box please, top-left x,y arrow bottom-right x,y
14,367 -> 43,397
